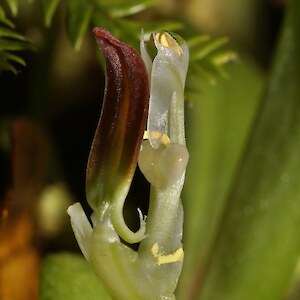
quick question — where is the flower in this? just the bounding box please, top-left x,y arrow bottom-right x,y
67,27 -> 189,300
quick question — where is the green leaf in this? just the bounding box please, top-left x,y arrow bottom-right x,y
209,50 -> 238,78
0,6 -> 15,27
130,19 -> 184,40
185,34 -> 238,85
0,38 -> 33,50
106,18 -> 184,48
185,0 -> 300,299
92,0 -> 157,18
0,21 -> 33,72
189,37 -> 230,62
186,35 -> 211,48
285,259 -> 300,300
40,253 -> 111,300
178,55 -> 265,299
0,26 -> 28,40
66,0 -> 92,50
42,0 -> 61,27
0,53 -> 16,72
2,51 -> 26,66
5,0 -> 18,16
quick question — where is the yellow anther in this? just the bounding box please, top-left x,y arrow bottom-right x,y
151,243 -> 184,266
143,131 -> 171,146
155,32 -> 183,56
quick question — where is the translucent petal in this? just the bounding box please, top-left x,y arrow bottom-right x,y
67,203 -> 92,260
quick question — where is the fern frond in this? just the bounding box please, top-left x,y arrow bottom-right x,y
185,35 -> 238,101
0,6 -> 33,73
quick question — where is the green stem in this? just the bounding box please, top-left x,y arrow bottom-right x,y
138,173 -> 185,298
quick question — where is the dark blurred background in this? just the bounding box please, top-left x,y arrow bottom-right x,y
0,0 -> 286,298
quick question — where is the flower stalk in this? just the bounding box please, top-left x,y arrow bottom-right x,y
67,27 -> 189,300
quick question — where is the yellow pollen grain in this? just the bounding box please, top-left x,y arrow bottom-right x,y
143,131 -> 171,146
151,243 -> 184,266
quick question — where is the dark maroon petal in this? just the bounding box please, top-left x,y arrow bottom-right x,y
86,27 -> 149,211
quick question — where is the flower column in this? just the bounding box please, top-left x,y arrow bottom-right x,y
138,31 -> 189,299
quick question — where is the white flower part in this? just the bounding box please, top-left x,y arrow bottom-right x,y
158,143 -> 189,187
67,202 -> 93,261
138,140 -> 189,189
147,32 -> 189,149
140,30 -> 152,76
139,32 -> 189,188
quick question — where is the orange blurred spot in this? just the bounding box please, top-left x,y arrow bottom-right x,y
0,214 -> 39,300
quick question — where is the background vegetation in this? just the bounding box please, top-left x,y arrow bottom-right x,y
1,0 -> 300,300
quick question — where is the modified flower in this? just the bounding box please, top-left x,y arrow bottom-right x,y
68,27 -> 189,300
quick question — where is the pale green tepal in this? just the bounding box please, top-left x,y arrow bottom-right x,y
67,28 -> 189,300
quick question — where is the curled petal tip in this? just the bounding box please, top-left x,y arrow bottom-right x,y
92,27 -> 125,49
92,27 -> 114,41
92,27 -> 105,37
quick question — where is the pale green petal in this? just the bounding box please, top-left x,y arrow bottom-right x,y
147,33 -> 189,148
67,203 -> 92,260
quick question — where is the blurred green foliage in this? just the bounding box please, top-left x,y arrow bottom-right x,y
180,55 -> 265,299
0,5 -> 33,72
195,2 -> 300,299
2,0 -> 300,300
40,253 -> 111,300
0,0 -> 236,85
